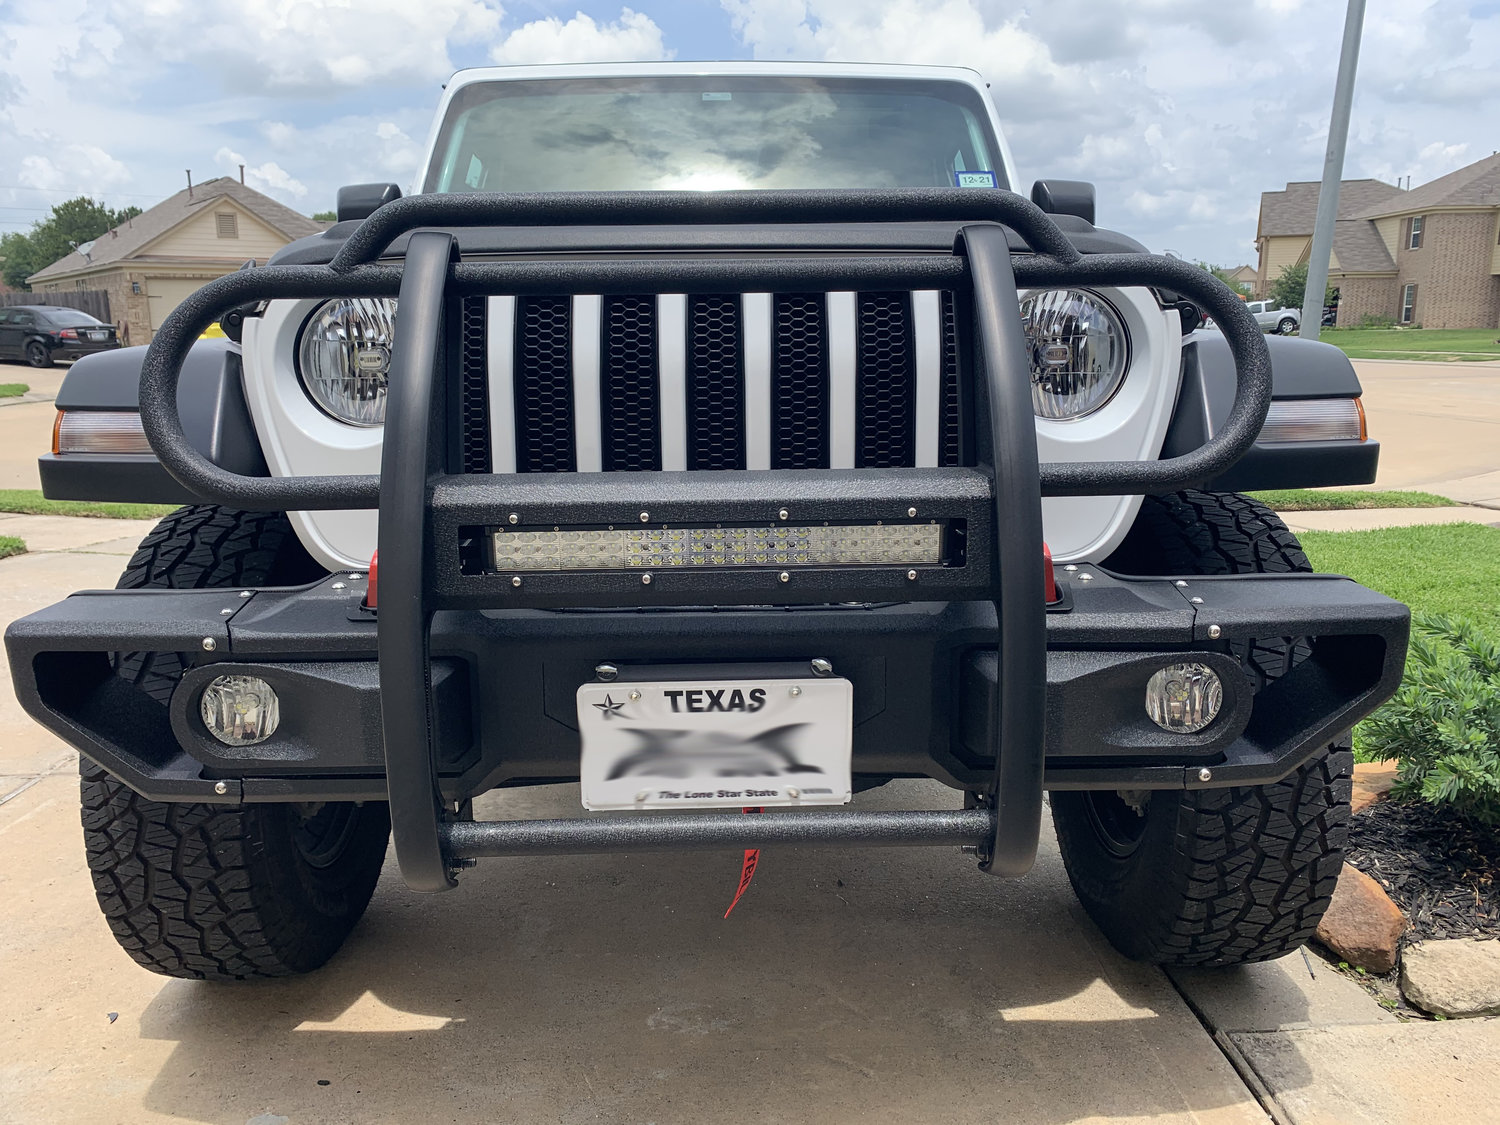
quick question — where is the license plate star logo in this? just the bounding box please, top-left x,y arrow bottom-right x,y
593,694 -> 628,720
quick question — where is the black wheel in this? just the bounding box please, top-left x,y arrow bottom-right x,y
1277,316 -> 1298,335
1051,490 -> 1352,966
82,505 -> 390,980
26,340 -> 52,367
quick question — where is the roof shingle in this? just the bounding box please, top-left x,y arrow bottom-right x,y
1258,178 -> 1404,238
1354,152 -> 1500,217
28,178 -> 325,283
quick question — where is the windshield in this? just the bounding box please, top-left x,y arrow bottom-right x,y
43,309 -> 104,327
424,76 -> 1004,194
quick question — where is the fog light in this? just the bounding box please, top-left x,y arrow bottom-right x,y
1145,663 -> 1222,733
201,675 -> 280,746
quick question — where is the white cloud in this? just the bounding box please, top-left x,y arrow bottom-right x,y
215,147 -> 308,198
721,0 -> 1500,264
17,146 -> 131,191
104,0 -> 505,93
490,9 -> 672,65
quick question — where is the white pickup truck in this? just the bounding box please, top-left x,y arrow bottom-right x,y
1245,300 -> 1300,335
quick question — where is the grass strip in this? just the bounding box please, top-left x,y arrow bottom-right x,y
0,489 -> 178,520
1250,488 -> 1456,512
1300,522 -> 1500,636
0,535 -> 25,560
1319,327 -> 1500,362
0,383 -> 30,397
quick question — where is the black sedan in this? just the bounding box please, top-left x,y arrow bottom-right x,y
0,305 -> 120,367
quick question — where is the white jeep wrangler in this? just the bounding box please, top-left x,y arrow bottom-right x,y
10,62 -> 1406,980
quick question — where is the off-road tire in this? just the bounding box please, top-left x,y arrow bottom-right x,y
82,505 -> 390,980
1052,490 -> 1351,966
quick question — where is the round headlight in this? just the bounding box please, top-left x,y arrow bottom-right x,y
296,297 -> 397,426
1020,289 -> 1129,419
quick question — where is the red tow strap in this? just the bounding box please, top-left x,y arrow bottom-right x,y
723,807 -> 763,918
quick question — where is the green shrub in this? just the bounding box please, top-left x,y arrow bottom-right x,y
1359,313 -> 1396,328
1361,613 -> 1500,825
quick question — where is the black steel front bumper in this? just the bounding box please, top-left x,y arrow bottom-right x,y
2,188 -> 1410,892
6,567 -> 1407,813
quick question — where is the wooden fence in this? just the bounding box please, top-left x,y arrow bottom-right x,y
0,290 -> 111,322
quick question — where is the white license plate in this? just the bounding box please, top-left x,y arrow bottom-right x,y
577,675 -> 852,811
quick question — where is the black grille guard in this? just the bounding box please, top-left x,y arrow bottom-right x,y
135,189 -> 1275,893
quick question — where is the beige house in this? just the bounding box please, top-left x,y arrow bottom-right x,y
1223,265 -> 1257,292
28,178 -> 326,346
1255,155 -> 1500,328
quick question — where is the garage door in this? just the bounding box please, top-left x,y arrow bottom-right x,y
146,277 -> 213,333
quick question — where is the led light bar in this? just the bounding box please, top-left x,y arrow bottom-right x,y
490,523 -> 947,572
54,411 -> 153,455
1259,398 -> 1365,443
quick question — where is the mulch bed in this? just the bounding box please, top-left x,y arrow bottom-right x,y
1347,799 -> 1500,943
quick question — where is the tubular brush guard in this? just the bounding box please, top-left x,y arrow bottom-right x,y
119,189 -> 1277,893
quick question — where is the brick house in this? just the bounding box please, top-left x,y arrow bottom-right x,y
27,178 -> 326,346
1255,154 -> 1500,328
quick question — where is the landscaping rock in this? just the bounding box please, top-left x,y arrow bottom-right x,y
1315,862 -> 1405,974
1400,938 -> 1500,1018
1351,759 -> 1398,814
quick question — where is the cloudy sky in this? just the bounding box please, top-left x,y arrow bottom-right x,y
1,0 -> 1496,267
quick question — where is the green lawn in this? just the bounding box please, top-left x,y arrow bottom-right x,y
1300,522 -> 1500,636
0,535 -> 24,560
0,489 -> 178,521
1250,488 -> 1455,512
1319,327 -> 1500,362
0,382 -> 29,397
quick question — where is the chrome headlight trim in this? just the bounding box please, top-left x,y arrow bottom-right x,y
1021,288 -> 1131,420
294,297 -> 398,427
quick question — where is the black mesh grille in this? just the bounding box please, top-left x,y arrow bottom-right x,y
515,296 -> 575,473
939,290 -> 962,468
601,295 -> 661,472
459,296 -> 490,474
855,292 -> 915,468
456,288 -> 968,476
772,293 -> 828,469
687,294 -> 744,470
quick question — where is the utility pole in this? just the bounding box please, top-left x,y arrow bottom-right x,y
1301,0 -> 1366,341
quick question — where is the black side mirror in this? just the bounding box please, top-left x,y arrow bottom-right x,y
1030,180 -> 1096,226
336,183 -> 403,223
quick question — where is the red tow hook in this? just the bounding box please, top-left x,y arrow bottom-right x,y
364,551 -> 378,610
1043,542 -> 1059,604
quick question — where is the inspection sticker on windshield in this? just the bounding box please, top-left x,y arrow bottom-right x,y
577,676 -> 852,811
954,170 -> 998,188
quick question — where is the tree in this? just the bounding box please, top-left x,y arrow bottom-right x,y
0,198 -> 144,290
1269,262 -> 1338,312
1195,261 -> 1251,297
311,210 -> 337,222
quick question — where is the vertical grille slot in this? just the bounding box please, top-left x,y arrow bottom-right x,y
686,294 -> 745,471
601,295 -> 661,472
515,296 -> 575,473
459,295 -> 490,474
855,292 -> 915,468
771,293 -> 829,469
939,291 -> 963,468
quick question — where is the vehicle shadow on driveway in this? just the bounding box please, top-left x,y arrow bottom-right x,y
134,783 -> 1306,1124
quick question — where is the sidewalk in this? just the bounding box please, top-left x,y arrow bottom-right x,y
1275,504 -> 1500,533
